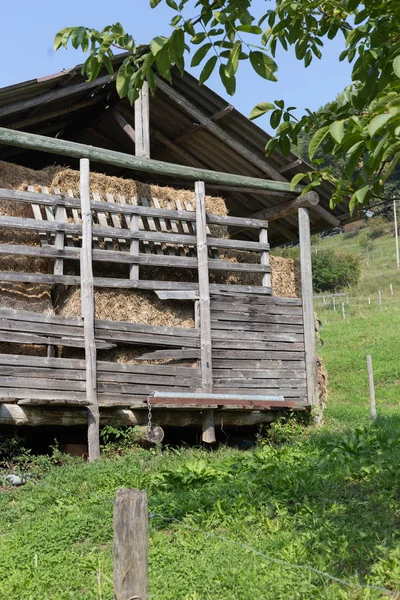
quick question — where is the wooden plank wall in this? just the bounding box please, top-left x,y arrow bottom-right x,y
211,294 -> 307,404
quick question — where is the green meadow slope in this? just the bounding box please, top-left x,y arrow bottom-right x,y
1,226 -> 400,600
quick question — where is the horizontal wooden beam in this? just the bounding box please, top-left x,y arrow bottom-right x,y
0,127 -> 302,193
250,191 -> 319,222
0,188 -> 268,229
0,214 -> 270,251
0,243 -> 270,273
0,271 -> 271,295
0,404 -> 285,427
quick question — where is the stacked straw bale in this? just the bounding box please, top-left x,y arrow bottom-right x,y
0,161 -> 300,359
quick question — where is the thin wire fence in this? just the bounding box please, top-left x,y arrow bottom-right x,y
2,478 -> 399,598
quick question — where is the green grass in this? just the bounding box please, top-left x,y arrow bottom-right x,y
2,227 -> 400,599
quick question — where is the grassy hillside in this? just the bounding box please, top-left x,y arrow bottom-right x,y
1,226 -> 400,599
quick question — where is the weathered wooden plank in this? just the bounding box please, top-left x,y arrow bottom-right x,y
98,383 -> 201,395
210,320 -> 304,333
298,207 -> 318,409
196,181 -> 215,443
210,312 -> 303,324
213,378 -> 306,388
259,228 -> 271,288
0,353 -> 85,369
0,308 -> 82,327
210,302 -> 303,315
0,188 -> 270,229
0,128 -> 301,193
95,319 -> 198,337
96,329 -> 199,348
0,270 -> 271,295
80,158 -> 100,462
0,388 -> 86,400
213,359 -> 306,369
211,330 -> 304,343
212,350 -> 305,360
17,398 -> 88,406
212,340 -> 305,351
0,353 -> 200,376
135,349 -> 200,361
0,331 -> 113,349
210,294 -> 301,305
0,376 -> 85,391
213,368 -> 306,379
135,81 -> 150,158
156,290 -> 198,300
0,367 -> 200,386
0,214 -> 270,252
105,193 -> 129,251
214,387 -> 307,397
0,318 -> 83,337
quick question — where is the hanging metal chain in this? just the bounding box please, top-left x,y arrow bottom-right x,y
147,392 -> 155,436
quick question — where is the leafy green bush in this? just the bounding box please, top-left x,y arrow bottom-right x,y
312,249 -> 361,292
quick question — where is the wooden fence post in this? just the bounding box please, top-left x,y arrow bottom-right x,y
80,158 -> 100,461
259,227 -> 271,288
366,355 -> 376,420
195,180 -> 215,443
114,488 -> 148,600
298,207 -> 319,411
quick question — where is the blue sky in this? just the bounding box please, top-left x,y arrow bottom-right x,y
1,0 -> 352,132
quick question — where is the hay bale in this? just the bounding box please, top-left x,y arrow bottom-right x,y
56,287 -> 194,328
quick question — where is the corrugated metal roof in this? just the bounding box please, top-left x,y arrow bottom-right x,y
0,55 -> 349,245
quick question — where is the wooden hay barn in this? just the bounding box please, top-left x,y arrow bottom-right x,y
0,57 -> 349,458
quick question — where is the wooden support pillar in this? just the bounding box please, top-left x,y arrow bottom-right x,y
134,81 -> 150,158
80,158 -> 100,461
114,488 -> 148,600
298,207 -> 319,412
259,228 -> 270,288
195,181 -> 215,443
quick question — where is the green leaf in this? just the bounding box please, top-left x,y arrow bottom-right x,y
150,36 -> 169,56
279,135 -> 290,157
170,28 -> 185,59
150,0 -> 162,6
191,43 -> 212,67
236,25 -> 262,34
199,55 -> 217,84
355,184 -> 370,205
228,41 -> 242,75
394,56 -> 400,79
85,56 -> 101,82
270,109 -> 282,129
249,102 -> 275,120
330,121 -> 345,144
249,51 -> 278,81
290,172 -> 307,191
54,27 -> 74,51
368,113 -> 392,137
219,63 -> 236,96
71,27 -> 86,50
308,125 -> 330,160
345,141 -> 364,177
116,64 -> 130,98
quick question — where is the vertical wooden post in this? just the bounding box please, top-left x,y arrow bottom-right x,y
378,289 -> 382,306
298,207 -> 319,410
394,200 -> 399,269
195,181 -> 215,443
80,158 -> 100,462
134,81 -> 150,158
341,302 -> 345,320
259,227 -> 271,288
114,488 -> 148,600
366,355 -> 376,420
